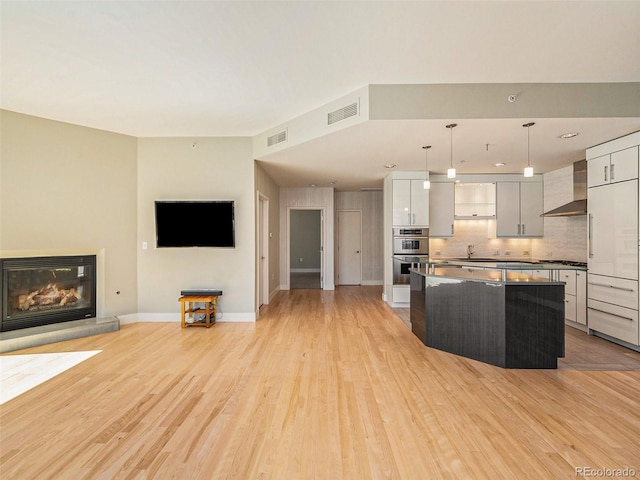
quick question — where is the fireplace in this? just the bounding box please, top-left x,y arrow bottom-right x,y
1,255 -> 97,332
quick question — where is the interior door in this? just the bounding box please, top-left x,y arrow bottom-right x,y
338,210 -> 362,285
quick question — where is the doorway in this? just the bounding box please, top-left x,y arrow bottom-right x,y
289,209 -> 323,289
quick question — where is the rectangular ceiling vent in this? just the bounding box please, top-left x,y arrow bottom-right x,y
328,101 -> 359,125
267,129 -> 287,147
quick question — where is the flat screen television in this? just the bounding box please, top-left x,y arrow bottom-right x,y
155,200 -> 235,248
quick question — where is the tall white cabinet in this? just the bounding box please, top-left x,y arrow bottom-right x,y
587,131 -> 640,348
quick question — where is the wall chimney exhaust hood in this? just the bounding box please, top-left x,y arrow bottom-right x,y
541,160 -> 587,217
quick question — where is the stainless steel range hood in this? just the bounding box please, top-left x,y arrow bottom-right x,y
541,160 -> 587,217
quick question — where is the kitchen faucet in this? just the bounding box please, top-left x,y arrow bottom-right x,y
467,244 -> 475,259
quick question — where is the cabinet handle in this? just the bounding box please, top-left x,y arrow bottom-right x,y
522,224 -> 525,235
611,163 -> 615,180
587,282 -> 635,292
604,165 -> 608,182
517,224 -> 521,235
451,224 -> 454,234
588,214 -> 594,258
588,307 -> 634,321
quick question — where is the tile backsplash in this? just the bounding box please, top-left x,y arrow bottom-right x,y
429,219 -> 533,259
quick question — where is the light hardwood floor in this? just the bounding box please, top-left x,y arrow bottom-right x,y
1,286 -> 639,479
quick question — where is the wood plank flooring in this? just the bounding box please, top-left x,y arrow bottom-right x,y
1,286 -> 639,479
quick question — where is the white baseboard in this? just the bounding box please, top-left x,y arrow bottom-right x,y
290,268 -> 321,273
117,312 -> 256,323
361,280 -> 383,286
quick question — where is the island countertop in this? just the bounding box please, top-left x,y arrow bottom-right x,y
410,265 -> 565,285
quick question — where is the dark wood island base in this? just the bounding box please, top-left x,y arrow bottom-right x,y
410,267 -> 565,369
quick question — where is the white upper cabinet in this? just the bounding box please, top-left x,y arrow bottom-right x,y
454,183 -> 496,218
392,178 -> 429,226
588,145 -> 638,188
429,182 -> 455,237
496,181 -> 544,237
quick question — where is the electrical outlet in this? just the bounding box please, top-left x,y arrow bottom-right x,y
546,251 -> 553,257
493,250 -> 500,256
505,251 -> 511,256
435,251 -> 441,256
523,250 -> 530,256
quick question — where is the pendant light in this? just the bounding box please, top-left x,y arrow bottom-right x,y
523,122 -> 535,177
446,123 -> 457,179
422,145 -> 431,189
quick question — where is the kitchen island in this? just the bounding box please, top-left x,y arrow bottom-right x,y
410,265 -> 565,369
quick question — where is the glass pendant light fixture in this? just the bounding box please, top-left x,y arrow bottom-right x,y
422,145 -> 431,189
446,123 -> 457,179
523,122 -> 535,177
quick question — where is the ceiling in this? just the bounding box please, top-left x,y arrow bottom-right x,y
2,1 -> 640,191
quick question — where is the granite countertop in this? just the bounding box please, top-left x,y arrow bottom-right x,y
428,258 -> 587,271
410,265 -> 565,285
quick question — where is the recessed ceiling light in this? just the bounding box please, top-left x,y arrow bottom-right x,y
560,132 -> 579,139
494,162 -> 506,167
329,180 -> 338,185
309,183 -> 317,187
384,164 -> 396,169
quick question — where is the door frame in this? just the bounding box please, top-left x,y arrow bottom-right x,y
337,209 -> 363,285
256,191 -> 270,310
286,207 -> 325,290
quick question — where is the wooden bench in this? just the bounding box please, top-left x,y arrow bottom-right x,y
178,291 -> 222,328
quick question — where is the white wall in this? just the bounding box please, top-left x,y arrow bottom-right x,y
255,162 -> 281,303
0,110 -> 138,318
136,137 -> 256,320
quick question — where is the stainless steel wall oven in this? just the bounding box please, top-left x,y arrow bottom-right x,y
393,228 -> 429,284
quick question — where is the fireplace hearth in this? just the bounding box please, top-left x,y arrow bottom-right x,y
1,255 -> 97,332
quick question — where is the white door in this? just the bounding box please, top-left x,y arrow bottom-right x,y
338,210 -> 362,285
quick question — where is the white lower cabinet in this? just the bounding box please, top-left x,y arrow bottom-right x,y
392,285 -> 410,304
557,269 -> 587,326
575,271 -> 587,325
588,300 -> 639,346
587,273 -> 639,345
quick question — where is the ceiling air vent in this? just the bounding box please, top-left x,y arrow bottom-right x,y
328,101 -> 359,125
267,129 -> 287,147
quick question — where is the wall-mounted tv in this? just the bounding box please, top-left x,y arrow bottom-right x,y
155,200 -> 235,248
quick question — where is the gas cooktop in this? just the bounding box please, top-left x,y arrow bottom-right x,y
538,259 -> 588,268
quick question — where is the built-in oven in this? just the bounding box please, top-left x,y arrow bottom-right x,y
393,255 -> 429,285
393,227 -> 429,284
392,228 -> 430,255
